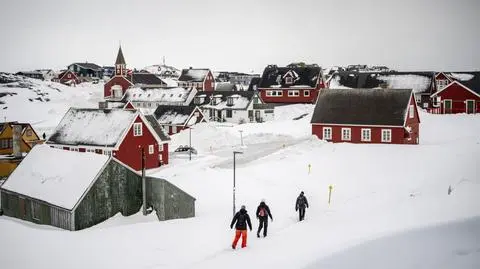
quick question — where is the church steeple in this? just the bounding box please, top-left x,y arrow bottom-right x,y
115,45 -> 126,76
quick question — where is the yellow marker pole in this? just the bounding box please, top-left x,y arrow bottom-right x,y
308,164 -> 311,174
328,185 -> 333,205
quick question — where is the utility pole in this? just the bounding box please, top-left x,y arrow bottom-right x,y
233,151 -> 243,216
141,147 -> 147,215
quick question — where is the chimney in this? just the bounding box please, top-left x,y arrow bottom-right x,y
12,124 -> 22,158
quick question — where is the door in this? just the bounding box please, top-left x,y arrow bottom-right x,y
444,100 -> 452,114
248,110 -> 253,121
255,110 -> 261,122
466,100 -> 475,114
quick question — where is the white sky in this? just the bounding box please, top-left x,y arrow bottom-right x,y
0,0 -> 478,73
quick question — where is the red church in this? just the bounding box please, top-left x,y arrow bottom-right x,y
104,46 -> 134,99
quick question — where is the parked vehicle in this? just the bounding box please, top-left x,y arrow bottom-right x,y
173,145 -> 197,155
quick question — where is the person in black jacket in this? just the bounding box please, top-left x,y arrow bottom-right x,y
256,199 -> 273,238
295,191 -> 309,221
230,205 -> 252,249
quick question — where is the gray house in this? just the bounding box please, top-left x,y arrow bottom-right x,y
0,145 -> 195,230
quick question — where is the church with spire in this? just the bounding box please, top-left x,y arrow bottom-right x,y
104,45 -> 168,99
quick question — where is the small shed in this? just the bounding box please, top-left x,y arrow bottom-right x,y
0,145 -> 195,230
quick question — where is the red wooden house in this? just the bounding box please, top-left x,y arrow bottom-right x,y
311,88 -> 420,145
54,70 -> 80,86
177,68 -> 215,92
46,108 -> 170,171
258,64 -> 325,104
430,72 -> 480,114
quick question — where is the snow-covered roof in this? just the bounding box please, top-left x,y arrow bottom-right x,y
160,78 -> 179,87
178,68 -> 210,82
124,87 -> 195,105
47,108 -> 138,147
1,145 -> 110,210
376,74 -> 431,93
448,73 -> 474,81
154,106 -> 197,126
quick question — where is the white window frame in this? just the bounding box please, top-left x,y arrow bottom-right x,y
86,148 -> 95,153
381,129 -> 392,143
285,77 -> 293,84
133,123 -> 143,136
31,201 -> 40,220
465,99 -> 475,114
266,90 -> 273,97
341,128 -> 351,141
103,150 -> 112,156
361,128 -> 371,142
304,90 -> 310,97
149,145 -> 154,154
409,105 -> 414,119
158,144 -> 163,151
288,90 -> 300,97
172,125 -> 177,134
322,127 -> 332,140
436,79 -> 448,90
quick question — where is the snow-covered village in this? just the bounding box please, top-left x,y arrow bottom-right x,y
0,1 -> 479,269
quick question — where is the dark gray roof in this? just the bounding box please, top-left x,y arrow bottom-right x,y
330,71 -> 434,94
129,73 -> 166,85
72,63 -> 102,71
153,105 -> 197,125
144,115 -> 171,141
178,68 -> 210,82
115,46 -> 126,65
311,88 -> 413,126
259,65 -> 321,88
215,82 -> 235,91
444,72 -> 480,94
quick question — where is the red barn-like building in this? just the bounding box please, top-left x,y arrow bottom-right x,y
178,68 -> 215,92
46,108 -> 170,171
311,88 -> 420,145
430,72 -> 480,114
258,64 -> 325,104
153,105 -> 207,135
54,70 -> 80,86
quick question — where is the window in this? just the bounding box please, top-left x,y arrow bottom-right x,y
288,90 -> 299,97
266,90 -> 273,97
86,148 -> 95,153
381,129 -> 392,143
436,79 -> 448,90
67,74 -> 71,78
26,129 -> 33,136
133,123 -> 143,136
285,77 -> 293,84
361,128 -> 371,142
323,127 -> 332,140
149,145 -> 154,154
159,144 -> 163,151
226,110 -> 232,118
103,150 -> 112,156
172,126 -> 177,134
227,97 -> 234,106
341,128 -> 351,141
211,98 -> 217,105
253,97 -> 259,104
304,90 -> 310,97
409,105 -> 414,119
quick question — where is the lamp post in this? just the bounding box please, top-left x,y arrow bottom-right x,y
189,127 -> 194,161
140,146 -> 146,215
233,151 -> 243,216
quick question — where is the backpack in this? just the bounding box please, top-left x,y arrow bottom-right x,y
259,207 -> 266,217
237,213 -> 247,226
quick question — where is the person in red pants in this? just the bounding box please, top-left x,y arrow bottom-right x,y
230,205 -> 252,249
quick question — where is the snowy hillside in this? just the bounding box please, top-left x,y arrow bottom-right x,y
0,73 -> 104,136
0,103 -> 479,269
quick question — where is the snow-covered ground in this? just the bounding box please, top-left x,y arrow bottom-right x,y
1,97 -> 480,268
0,74 -> 104,136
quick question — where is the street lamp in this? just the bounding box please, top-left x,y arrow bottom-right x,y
233,151 -> 243,216
189,127 -> 194,161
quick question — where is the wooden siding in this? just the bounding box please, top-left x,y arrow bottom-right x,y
104,76 -> 132,98
74,160 -> 143,230
434,83 -> 480,114
145,176 -> 195,221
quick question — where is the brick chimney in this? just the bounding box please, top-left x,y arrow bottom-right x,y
12,124 -> 22,158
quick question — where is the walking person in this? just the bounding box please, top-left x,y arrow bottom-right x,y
295,191 -> 309,221
256,199 -> 273,238
230,205 -> 252,249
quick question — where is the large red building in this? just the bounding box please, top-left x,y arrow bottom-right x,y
46,108 -> 170,170
311,88 -> 420,145
430,72 -> 480,114
258,64 -> 325,103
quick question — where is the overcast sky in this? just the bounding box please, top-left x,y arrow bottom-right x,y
0,0 -> 478,73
